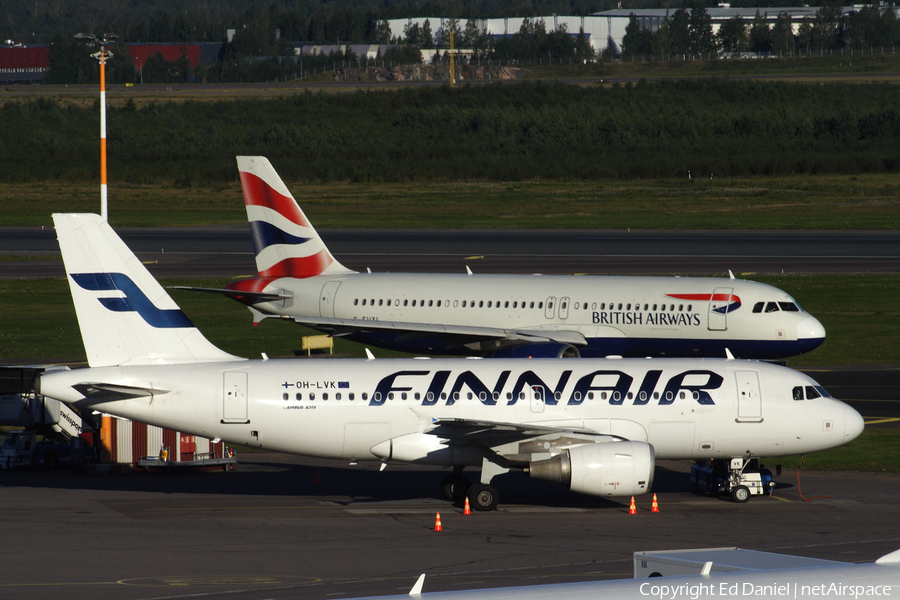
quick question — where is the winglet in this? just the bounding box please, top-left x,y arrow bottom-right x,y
700,561 -> 714,575
876,548 -> 900,564
365,348 -> 376,360
409,574 -> 426,596
728,270 -> 735,280
725,348 -> 735,360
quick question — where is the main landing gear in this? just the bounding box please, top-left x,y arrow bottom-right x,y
441,457 -> 508,512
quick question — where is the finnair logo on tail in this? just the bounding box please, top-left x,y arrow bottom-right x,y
71,273 -> 193,329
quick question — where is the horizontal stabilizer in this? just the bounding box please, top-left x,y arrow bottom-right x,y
72,382 -> 167,404
171,286 -> 291,303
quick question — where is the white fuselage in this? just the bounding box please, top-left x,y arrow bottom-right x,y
39,357 -> 861,464
252,274 -> 825,359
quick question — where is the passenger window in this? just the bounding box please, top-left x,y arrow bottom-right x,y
296,393 -> 302,400
600,392 -> 607,400
426,392 -> 434,401
362,299 -> 367,306
518,392 -> 525,400
388,393 -> 394,400
412,300 -> 417,307
513,301 -> 517,308
765,302 -> 780,313
588,392 -> 594,400
310,393 -> 316,400
349,393 -> 355,400
530,302 -> 535,308
401,392 -> 407,400
378,299 -> 383,306
462,300 -> 466,307
441,393 -> 448,400
429,300 -> 433,307
539,302 -> 543,309
793,386 -> 804,401
353,299 -> 358,306
574,391 -> 582,401
479,392 -> 487,401
362,393 -> 368,401
805,386 -> 821,400
554,391 -> 561,401
283,393 -> 288,400
415,393 -> 420,400
780,302 -> 800,312
322,393 -> 328,401
653,304 -> 657,311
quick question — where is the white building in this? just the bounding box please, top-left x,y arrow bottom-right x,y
386,7 -> 897,57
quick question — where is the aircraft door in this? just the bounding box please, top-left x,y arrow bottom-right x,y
735,371 -> 762,422
707,287 -> 734,331
222,371 -> 249,424
319,280 -> 341,318
544,297 -> 556,320
531,386 -> 545,413
559,297 -> 570,320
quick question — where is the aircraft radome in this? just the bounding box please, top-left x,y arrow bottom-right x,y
38,214 -> 861,511
178,156 -> 826,360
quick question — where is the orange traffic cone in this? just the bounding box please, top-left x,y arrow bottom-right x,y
463,497 -> 471,515
314,471 -> 322,486
629,496 -> 637,515
434,512 -> 443,532
651,494 -> 660,513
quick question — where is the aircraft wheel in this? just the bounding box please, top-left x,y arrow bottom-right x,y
730,485 -> 751,503
441,473 -> 471,502
468,483 -> 499,512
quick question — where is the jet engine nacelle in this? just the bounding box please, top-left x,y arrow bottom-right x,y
527,441 -> 655,497
492,343 -> 581,359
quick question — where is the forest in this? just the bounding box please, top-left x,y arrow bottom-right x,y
3,79 -> 899,185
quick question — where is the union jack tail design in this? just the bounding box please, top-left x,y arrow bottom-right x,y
237,156 -> 354,280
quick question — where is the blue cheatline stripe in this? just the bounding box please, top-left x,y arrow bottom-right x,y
249,221 -> 312,256
70,273 -> 194,329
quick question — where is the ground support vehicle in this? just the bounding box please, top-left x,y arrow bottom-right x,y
690,458 -> 776,502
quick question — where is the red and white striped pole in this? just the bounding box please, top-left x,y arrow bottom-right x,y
77,32 -> 117,222
99,47 -> 108,221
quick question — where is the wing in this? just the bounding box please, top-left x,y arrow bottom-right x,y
290,315 -> 587,349
425,417 -> 624,464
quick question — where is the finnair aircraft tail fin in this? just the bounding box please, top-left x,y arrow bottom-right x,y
53,214 -> 241,367
237,156 -> 354,279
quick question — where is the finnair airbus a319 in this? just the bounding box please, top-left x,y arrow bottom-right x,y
38,214 -> 861,511
183,157 -> 826,360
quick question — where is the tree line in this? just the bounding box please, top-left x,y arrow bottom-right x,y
2,80 -> 899,185
623,3 -> 900,58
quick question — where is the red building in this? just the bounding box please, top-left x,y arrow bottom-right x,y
0,44 -> 49,83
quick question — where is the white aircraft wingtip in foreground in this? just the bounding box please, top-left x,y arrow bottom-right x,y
39,214 -> 861,511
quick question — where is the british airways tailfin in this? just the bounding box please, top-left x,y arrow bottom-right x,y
53,214 -> 241,367
237,156 -> 354,279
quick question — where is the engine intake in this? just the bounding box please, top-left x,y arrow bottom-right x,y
527,441 -> 655,497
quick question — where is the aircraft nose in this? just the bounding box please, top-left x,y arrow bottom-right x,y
797,316 -> 826,340
843,403 -> 865,442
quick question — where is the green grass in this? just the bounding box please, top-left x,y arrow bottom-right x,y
772,428 -> 900,472
3,174 -> 900,229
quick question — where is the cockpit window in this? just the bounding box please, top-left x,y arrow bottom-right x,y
805,386 -> 821,400
753,302 -> 764,313
792,386 -> 804,401
779,302 -> 800,312
814,385 -> 831,398
765,302 -> 780,313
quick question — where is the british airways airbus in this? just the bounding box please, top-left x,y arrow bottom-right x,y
184,157 -> 825,360
38,214 -> 861,510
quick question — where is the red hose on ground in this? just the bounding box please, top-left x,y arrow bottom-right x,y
796,456 -> 832,502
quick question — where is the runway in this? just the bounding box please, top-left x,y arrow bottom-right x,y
2,227 -> 900,279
